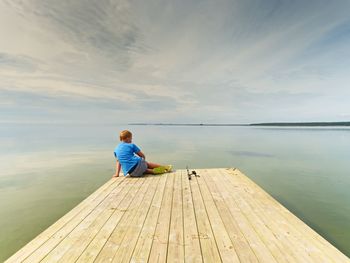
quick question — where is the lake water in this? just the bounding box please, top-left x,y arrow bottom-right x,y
0,124 -> 350,261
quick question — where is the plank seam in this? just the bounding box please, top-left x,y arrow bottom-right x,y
165,171 -> 176,263
42,179 -> 135,262
213,169 -> 275,262
188,170 -> 204,262
225,169 -> 340,262
91,178 -> 148,262
21,178 -> 126,262
111,175 -> 162,262
194,170 -> 223,263
220,169 -> 313,262
5,178 -> 122,262
180,170 -> 185,262
202,169 -> 259,262
73,178 -> 140,262
201,169 -> 247,263
217,169 -> 287,262
146,174 -> 169,263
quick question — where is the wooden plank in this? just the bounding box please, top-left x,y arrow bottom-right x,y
41,177 -> 138,262
74,178 -> 145,262
112,175 -> 162,263
189,171 -> 222,263
200,170 -> 259,263
182,169 -> 203,263
239,168 -> 349,262
207,169 -> 278,263
130,173 -> 169,263
5,177 -> 123,263
227,169 -> 343,262
227,168 -> 350,263
148,170 -> 176,262
5,168 -> 349,263
94,176 -> 155,262
195,172 -> 240,263
212,169 -> 306,262
220,168 -> 324,262
22,177 -> 129,263
167,170 -> 184,263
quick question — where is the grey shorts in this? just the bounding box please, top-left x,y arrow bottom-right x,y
129,158 -> 147,177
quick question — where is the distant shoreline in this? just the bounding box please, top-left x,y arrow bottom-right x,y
250,122 -> 350,126
129,123 -> 246,126
129,122 -> 350,127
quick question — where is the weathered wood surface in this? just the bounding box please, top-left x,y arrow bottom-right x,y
5,168 -> 350,262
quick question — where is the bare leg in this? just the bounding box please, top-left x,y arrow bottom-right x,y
146,162 -> 162,169
144,162 -> 172,175
142,162 -> 162,175
144,168 -> 155,174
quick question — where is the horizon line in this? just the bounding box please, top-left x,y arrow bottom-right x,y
129,121 -> 350,127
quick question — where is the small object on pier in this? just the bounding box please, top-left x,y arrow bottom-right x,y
187,166 -> 200,180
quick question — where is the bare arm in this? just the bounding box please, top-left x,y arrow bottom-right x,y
113,160 -> 121,177
136,151 -> 145,159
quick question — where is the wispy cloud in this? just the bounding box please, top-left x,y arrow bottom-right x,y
0,53 -> 41,72
1,0 -> 350,123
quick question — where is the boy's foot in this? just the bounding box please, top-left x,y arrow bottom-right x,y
153,165 -> 173,174
153,166 -> 167,174
165,165 -> 172,172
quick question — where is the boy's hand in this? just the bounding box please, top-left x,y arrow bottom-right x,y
114,160 -> 121,178
136,151 -> 146,159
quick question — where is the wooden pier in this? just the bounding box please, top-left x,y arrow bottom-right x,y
5,168 -> 350,262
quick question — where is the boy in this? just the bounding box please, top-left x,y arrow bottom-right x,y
113,130 -> 172,177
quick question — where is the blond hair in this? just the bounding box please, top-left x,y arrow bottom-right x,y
119,130 -> 132,141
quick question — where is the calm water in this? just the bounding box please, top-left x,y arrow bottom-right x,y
0,124 -> 350,261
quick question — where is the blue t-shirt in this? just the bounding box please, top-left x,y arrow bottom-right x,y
114,142 -> 141,176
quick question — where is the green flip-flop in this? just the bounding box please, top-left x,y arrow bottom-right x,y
165,165 -> 172,172
153,166 -> 167,174
153,165 -> 173,174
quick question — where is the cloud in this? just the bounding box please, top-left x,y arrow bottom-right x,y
0,52 -> 41,72
1,0 -> 350,124
4,0 -> 148,69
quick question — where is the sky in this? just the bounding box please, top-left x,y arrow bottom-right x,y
1,0 -> 350,124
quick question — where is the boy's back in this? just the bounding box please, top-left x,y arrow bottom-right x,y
114,142 -> 141,175
113,130 -> 171,178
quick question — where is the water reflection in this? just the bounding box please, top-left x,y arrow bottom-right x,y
0,124 -> 349,260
